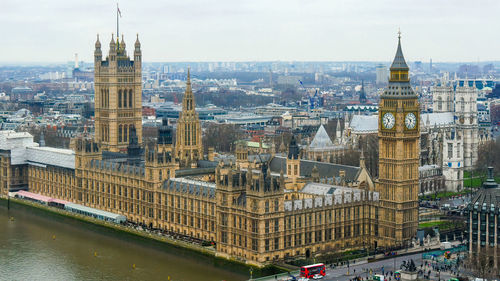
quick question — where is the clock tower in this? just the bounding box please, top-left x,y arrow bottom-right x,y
377,32 -> 420,248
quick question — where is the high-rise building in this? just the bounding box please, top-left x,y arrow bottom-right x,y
94,34 -> 143,152
377,33 -> 420,248
175,69 -> 203,168
376,64 -> 388,85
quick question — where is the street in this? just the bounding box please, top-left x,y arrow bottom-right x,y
321,253 -> 457,281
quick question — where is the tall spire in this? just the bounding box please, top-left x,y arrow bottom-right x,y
95,34 -> 101,49
390,30 -> 409,71
182,68 -> 194,111
359,146 -> 365,168
135,33 -> 141,49
109,33 -> 116,52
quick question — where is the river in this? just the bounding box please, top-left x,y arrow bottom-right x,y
0,202 -> 246,281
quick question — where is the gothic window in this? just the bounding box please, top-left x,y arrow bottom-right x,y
437,96 -> 442,111
118,125 -> 122,142
123,90 -> 127,108
447,143 -> 453,159
192,124 -> 196,146
118,90 -> 122,108
124,125 -> 128,143
129,90 -> 133,107
265,200 -> 269,213
460,97 -> 465,113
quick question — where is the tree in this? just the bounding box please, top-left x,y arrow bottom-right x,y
203,123 -> 244,153
475,138 -> 500,174
464,246 -> 500,280
359,135 -> 379,178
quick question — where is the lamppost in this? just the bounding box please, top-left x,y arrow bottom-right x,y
249,267 -> 253,280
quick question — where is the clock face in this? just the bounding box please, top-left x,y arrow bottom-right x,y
382,112 -> 395,129
405,112 -> 417,129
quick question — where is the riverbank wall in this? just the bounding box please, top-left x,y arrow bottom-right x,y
0,197 -> 286,278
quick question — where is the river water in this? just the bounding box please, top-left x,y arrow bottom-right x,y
0,203 -> 246,281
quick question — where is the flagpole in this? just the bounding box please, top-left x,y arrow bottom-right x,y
116,3 -> 119,47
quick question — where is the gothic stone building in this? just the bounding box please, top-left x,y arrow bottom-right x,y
0,33 -> 421,266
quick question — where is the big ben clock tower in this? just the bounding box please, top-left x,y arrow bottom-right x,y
377,32 -> 419,248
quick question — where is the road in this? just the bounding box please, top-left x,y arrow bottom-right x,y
321,253 -> 457,281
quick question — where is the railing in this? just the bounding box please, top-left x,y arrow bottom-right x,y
249,270 -> 300,281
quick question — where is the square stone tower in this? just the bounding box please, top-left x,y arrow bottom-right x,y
377,33 -> 420,248
94,34 -> 142,152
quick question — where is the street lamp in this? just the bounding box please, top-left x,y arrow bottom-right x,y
249,267 -> 253,280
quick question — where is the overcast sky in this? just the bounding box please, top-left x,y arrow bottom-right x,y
1,0 -> 499,63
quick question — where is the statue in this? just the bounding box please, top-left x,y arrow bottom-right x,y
407,260 -> 417,272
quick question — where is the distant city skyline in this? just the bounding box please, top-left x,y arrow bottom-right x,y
1,0 -> 499,63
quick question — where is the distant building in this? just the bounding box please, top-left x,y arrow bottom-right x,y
431,79 -> 483,191
418,165 -> 445,195
11,87 -> 34,101
303,125 -> 345,163
375,64 -> 387,85
277,75 -> 302,86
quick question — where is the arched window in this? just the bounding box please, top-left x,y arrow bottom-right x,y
123,90 -> 127,108
265,201 -> 269,213
460,97 -> 465,113
118,125 -> 122,142
118,90 -> 122,108
437,96 -> 442,111
129,90 -> 133,107
124,124 -> 128,143
101,89 -> 104,107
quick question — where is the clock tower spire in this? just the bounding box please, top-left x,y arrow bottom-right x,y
376,32 -> 420,248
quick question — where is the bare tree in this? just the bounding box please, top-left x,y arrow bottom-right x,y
475,138 -> 500,174
203,123 -> 244,153
359,135 -> 379,178
464,246 -> 500,280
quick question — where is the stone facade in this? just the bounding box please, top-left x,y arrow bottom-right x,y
0,32 -> 421,266
376,35 -> 420,248
94,34 -> 143,152
175,70 -> 203,168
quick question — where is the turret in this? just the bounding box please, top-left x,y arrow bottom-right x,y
109,33 -> 117,65
359,147 -> 366,169
287,135 -> 301,187
134,34 -> 141,65
109,33 -> 117,54
119,34 -> 126,55
94,34 -> 102,65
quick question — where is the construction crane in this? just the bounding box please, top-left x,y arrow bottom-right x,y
298,80 -> 321,110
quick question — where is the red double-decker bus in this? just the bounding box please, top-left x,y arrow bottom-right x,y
300,263 -> 326,278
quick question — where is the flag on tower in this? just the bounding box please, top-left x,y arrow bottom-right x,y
117,5 -> 122,17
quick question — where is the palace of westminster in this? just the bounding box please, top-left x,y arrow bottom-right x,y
0,32 -> 421,265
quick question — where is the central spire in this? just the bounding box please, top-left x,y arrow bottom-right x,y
182,68 -> 194,112
390,30 -> 409,71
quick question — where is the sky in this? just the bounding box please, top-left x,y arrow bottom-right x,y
1,0 -> 499,63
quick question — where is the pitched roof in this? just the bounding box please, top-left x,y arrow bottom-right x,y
350,115 -> 378,133
269,156 -> 361,182
309,125 -> 334,149
421,112 -> 455,127
390,36 -> 409,70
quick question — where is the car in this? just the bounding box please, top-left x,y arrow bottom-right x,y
297,278 -> 309,281
312,274 -> 324,279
